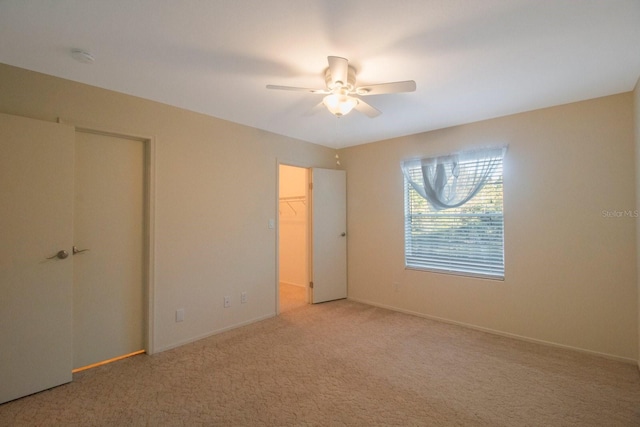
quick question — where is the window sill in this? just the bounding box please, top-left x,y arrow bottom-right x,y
404,265 -> 504,281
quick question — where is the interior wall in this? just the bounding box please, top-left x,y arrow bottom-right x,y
279,165 -> 308,287
0,63 -> 336,352
340,93 -> 638,362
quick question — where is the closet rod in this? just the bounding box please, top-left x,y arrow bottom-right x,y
279,196 -> 306,215
279,196 -> 306,201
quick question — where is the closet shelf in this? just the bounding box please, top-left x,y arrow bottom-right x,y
279,196 -> 306,215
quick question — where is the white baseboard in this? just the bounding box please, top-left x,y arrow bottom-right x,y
347,296 -> 637,365
154,312 -> 276,354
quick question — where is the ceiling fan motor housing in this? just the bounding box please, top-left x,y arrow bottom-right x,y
325,66 -> 357,92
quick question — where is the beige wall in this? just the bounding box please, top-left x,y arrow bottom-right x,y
279,165 -> 308,287
340,93 -> 638,361
0,63 -> 336,352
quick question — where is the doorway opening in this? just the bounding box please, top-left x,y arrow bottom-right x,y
278,164 -> 310,313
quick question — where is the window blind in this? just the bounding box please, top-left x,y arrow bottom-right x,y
404,156 -> 504,279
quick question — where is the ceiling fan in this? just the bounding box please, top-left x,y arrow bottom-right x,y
266,56 -> 416,118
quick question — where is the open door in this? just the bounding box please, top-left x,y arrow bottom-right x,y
310,168 -> 347,303
0,113 -> 75,403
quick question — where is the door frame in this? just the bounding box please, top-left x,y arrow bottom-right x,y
60,119 -> 157,355
275,160 -> 312,314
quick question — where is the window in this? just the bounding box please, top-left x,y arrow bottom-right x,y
402,148 -> 505,279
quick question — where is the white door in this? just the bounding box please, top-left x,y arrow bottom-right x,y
310,168 -> 347,303
73,131 -> 145,369
0,113 -> 75,404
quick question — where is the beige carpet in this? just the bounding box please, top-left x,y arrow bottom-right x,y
1,298 -> 639,426
279,282 -> 307,313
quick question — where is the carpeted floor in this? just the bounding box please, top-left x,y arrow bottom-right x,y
279,282 -> 307,313
1,296 -> 639,426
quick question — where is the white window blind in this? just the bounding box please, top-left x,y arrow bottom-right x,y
403,151 -> 504,279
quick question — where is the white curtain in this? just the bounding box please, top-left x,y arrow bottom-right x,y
402,147 -> 505,210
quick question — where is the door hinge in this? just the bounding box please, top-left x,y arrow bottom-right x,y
309,183 -> 313,190
309,281 -> 314,289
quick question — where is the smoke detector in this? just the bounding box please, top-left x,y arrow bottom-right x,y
71,48 -> 95,64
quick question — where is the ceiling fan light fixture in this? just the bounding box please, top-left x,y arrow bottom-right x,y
323,93 -> 358,117
267,56 -> 415,118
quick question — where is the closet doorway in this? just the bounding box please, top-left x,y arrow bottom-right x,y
278,164 -> 310,312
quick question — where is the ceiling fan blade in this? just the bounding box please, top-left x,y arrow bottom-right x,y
354,99 -> 381,118
327,56 -> 349,86
356,80 -> 417,96
266,85 -> 327,94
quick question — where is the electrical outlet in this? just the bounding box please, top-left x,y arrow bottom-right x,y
224,296 -> 231,308
241,292 -> 247,304
176,308 -> 184,322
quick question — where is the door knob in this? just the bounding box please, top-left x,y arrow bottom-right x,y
47,250 -> 69,260
341,232 -> 346,237
72,246 -> 89,255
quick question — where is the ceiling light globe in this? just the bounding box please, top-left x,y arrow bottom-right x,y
323,94 -> 358,117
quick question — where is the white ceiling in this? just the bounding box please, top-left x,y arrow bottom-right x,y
1,1 -> 639,148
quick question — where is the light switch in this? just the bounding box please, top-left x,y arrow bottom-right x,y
176,308 -> 184,322
268,219 -> 275,229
